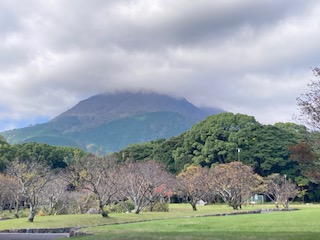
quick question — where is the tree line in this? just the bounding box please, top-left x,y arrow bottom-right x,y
0,156 -> 299,222
0,139 -> 87,171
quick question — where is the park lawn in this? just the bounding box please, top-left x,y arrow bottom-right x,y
0,204 -> 256,230
1,204 -> 319,240
74,204 -> 320,240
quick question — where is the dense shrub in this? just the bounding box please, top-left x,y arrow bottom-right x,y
149,202 -> 169,212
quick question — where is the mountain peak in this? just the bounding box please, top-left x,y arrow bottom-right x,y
53,91 -> 207,129
2,91 -> 223,152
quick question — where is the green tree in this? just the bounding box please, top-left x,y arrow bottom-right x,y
152,135 -> 184,173
9,142 -> 85,169
0,137 -> 13,172
172,113 -> 261,169
274,122 -> 308,142
0,135 -> 7,145
248,124 -> 300,177
119,142 -> 155,161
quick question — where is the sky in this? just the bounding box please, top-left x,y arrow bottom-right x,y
1,0 -> 320,132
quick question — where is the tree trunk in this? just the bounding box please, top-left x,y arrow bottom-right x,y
191,203 -> 197,211
28,206 -> 36,222
231,202 -> 239,210
149,201 -> 156,212
134,209 -> 140,214
99,202 -> 108,218
8,203 -> 12,213
14,202 -> 20,218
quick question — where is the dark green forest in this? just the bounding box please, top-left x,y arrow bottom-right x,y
0,136 -> 86,172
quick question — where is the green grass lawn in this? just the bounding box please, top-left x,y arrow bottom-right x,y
1,204 -> 320,240
78,204 -> 320,240
0,204 -> 253,230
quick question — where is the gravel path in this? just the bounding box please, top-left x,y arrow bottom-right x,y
0,233 -> 69,240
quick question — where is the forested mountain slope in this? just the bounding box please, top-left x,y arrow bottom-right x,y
1,92 -> 222,152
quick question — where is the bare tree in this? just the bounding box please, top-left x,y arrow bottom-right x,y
119,160 -> 174,214
0,174 -> 20,217
143,162 -> 175,212
210,162 -> 262,210
6,160 -> 54,222
297,67 -> 320,130
295,69 -> 320,183
38,172 -> 70,215
68,155 -> 121,217
176,165 -> 210,211
264,174 -> 299,209
68,190 -> 96,214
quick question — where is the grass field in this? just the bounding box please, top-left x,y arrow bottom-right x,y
0,204 -> 257,230
1,204 -> 320,240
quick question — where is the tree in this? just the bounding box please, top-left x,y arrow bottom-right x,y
210,162 -> 262,210
176,165 -> 211,211
38,172 -> 70,215
68,155 -> 121,217
0,174 -> 20,215
297,67 -> 320,130
118,142 -> 156,161
0,138 -> 13,172
296,69 -> 320,183
119,160 -> 174,214
289,141 -> 319,182
248,124 -> 300,177
264,174 -> 299,209
11,143 -> 86,169
117,137 -> 184,174
6,159 -> 54,222
116,113 -> 307,179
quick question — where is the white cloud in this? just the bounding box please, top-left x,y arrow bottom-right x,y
0,0 -> 320,131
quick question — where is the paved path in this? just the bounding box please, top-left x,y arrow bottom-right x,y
0,233 -> 69,240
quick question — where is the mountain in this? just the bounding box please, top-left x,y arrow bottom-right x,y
1,92 -> 223,153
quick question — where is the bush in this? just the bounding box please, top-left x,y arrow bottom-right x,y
37,209 -> 47,216
16,209 -> 28,218
149,202 -> 169,212
107,204 -> 126,213
107,200 -> 135,213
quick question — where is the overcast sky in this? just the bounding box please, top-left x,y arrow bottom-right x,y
1,0 -> 319,132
